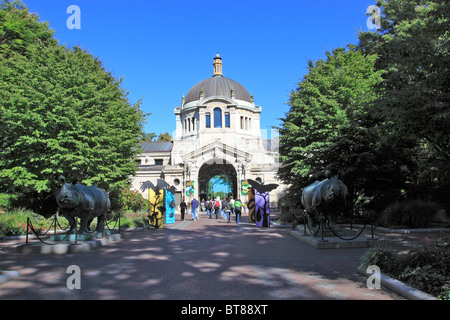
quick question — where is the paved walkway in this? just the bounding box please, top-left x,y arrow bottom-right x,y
0,211 -> 436,300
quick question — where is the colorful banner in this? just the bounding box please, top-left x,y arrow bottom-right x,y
186,180 -> 194,196
149,187 -> 164,229
164,188 -> 175,224
241,179 -> 250,195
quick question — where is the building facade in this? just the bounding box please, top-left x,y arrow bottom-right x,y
131,54 -> 286,208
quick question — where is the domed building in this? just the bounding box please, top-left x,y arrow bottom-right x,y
132,54 -> 285,208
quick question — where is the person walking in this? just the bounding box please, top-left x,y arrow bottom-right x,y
229,196 -> 235,216
206,198 -> 212,218
213,197 -> 221,219
201,199 -> 206,214
180,198 -> 187,220
218,197 -> 223,219
224,198 -> 232,223
191,197 -> 199,221
221,197 -> 228,219
233,198 -> 243,224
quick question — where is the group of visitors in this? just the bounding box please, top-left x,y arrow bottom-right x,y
179,196 -> 243,224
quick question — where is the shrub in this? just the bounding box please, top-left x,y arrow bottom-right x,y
109,188 -> 148,213
124,189 -> 148,212
360,246 -> 404,275
0,204 -> 149,238
0,193 -> 19,210
381,199 -> 440,229
360,237 -> 450,298
118,217 -> 132,229
0,208 -> 48,237
398,265 -> 446,297
397,238 -> 450,297
118,210 -> 148,229
277,190 -> 304,224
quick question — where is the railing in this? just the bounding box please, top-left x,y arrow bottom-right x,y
291,210 -> 376,241
24,213 -> 121,246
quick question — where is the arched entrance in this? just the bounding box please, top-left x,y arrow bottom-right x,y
198,160 -> 237,201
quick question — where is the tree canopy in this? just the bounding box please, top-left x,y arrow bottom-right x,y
0,1 -> 147,215
278,0 -> 450,212
278,46 -> 386,206
140,132 -> 172,142
359,0 -> 450,194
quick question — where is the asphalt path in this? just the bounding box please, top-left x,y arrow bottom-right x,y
0,212 -> 403,301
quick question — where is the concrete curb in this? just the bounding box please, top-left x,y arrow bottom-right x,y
357,266 -> 436,300
374,226 -> 449,233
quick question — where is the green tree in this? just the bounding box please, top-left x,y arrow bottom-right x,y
157,132 -> 171,141
318,121 -> 418,211
279,0 -> 450,214
277,45 -> 418,211
0,2 -> 146,215
278,46 -> 384,190
0,0 -> 55,57
139,132 -> 157,142
139,132 -> 171,142
358,0 -> 450,208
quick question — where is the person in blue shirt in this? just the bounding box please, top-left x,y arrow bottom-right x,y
191,198 -> 199,221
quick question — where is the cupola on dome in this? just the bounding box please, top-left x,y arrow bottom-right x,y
184,54 -> 253,104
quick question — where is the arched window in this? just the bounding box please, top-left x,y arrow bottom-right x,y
214,108 -> 222,128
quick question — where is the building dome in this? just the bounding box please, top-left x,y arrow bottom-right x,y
184,54 -> 253,104
184,76 -> 253,104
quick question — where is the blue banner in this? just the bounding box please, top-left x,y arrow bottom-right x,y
165,188 -> 175,224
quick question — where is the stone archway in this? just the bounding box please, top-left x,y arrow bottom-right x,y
198,160 -> 237,201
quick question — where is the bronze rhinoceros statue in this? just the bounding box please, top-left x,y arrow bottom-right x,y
56,176 -> 110,233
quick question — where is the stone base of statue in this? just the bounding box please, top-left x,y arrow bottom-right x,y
16,229 -> 122,254
299,224 -> 358,237
49,228 -> 119,242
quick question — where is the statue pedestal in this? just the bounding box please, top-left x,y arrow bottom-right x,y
297,224 -> 358,237
49,229 -> 117,242
16,230 -> 122,254
290,225 -> 377,249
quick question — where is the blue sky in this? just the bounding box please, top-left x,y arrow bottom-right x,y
22,0 -> 378,137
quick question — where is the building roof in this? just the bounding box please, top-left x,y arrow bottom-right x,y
184,76 -> 252,104
184,54 -> 253,104
139,141 -> 173,153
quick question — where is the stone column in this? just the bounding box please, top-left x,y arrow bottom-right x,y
174,108 -> 182,139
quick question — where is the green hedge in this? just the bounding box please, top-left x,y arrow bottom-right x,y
380,199 -> 441,229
